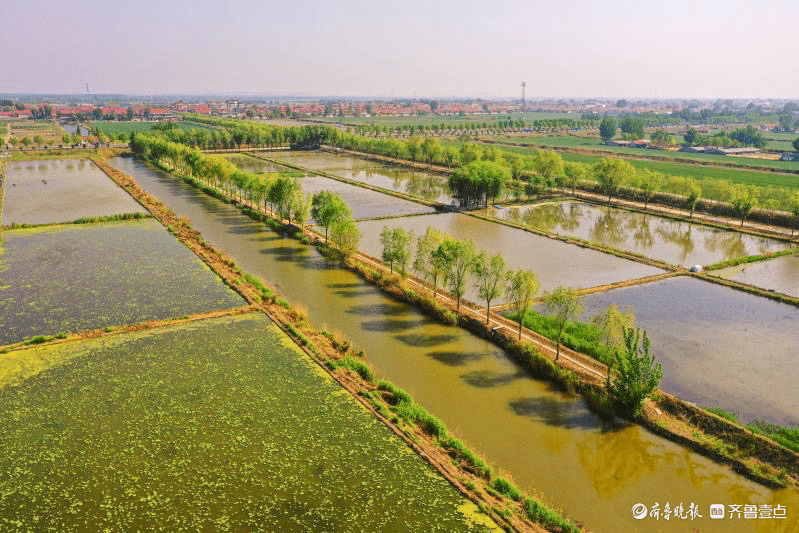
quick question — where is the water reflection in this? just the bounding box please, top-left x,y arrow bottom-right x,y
494,201 -> 790,267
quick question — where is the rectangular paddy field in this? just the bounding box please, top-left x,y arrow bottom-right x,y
2,158 -> 147,226
0,313 -> 494,532
357,212 -> 664,303
0,219 -> 244,345
221,153 -> 294,174
713,253 -> 799,297
300,175 -> 436,220
576,276 -> 799,425
490,200 -> 791,268
326,162 -> 454,204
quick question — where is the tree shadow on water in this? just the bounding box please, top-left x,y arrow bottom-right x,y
460,370 -> 526,388
346,303 -> 410,317
361,319 -> 425,333
426,350 -> 492,367
508,396 -> 625,431
393,333 -> 458,347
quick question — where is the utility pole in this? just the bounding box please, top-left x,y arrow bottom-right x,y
520,81 -> 526,113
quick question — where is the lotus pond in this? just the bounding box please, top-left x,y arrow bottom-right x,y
577,276 -> 799,425
0,219 -> 244,345
489,201 -> 791,267
0,313 -> 497,532
2,158 -> 147,226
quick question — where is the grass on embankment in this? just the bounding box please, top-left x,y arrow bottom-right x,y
2,211 -> 152,230
704,407 -> 799,453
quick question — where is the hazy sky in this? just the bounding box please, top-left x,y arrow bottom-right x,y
1,0 -> 796,98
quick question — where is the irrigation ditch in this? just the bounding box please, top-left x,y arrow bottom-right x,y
101,153 -> 799,493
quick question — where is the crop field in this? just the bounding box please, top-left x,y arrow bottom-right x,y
482,135 -> 799,171
0,219 -> 244,345
5,120 -> 66,147
0,313 -> 495,532
2,158 -> 147,225
465,142 -> 799,190
89,120 -> 212,135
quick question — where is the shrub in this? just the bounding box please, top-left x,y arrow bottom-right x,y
338,355 -> 375,382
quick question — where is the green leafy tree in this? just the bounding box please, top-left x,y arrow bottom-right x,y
637,170 -> 661,210
33,134 -> 44,147
291,190 -> 311,227
594,157 -> 634,204
311,191 -> 350,242
563,162 -> 587,196
472,251 -> 506,324
684,127 -> 699,144
435,238 -> 476,310
732,187 -> 757,227
21,136 -> 31,148
534,150 -> 564,186
606,328 -> 663,416
380,226 -> 413,275
329,217 -> 360,259
620,116 -> 645,139
505,269 -> 540,339
413,227 -> 448,297
793,137 -> 799,152
686,183 -> 702,218
599,116 -> 616,141
592,305 -> 635,372
542,287 -> 582,361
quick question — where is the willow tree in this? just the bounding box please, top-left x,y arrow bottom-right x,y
594,157 -> 634,205
505,269 -> 540,340
472,252 -> 506,324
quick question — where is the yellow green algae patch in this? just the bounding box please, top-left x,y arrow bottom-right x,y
0,312 -> 497,531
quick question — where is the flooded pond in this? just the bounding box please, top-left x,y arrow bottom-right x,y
0,219 -> 244,345
299,175 -> 436,220
114,155 -> 798,533
0,313 -> 495,531
357,212 -> 664,303
490,201 -> 791,267
61,123 -> 89,135
270,150 -> 375,171
577,276 -> 799,425
221,153 -> 292,174
714,254 -> 799,298
2,159 -> 147,225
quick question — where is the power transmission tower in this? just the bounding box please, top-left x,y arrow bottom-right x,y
520,81 -> 526,113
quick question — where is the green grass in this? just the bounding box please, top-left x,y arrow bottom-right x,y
506,309 -> 611,365
703,406 -> 799,453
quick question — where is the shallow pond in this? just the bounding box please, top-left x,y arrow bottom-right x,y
113,155 -> 799,533
2,158 -> 147,225
221,153 -> 292,174
329,164 -> 454,204
357,212 -> 664,303
714,254 -> 799,298
270,150 -> 375,171
0,219 -> 244,345
0,313 -> 495,532
299,175 -> 436,220
577,276 -> 799,425
490,201 -> 791,267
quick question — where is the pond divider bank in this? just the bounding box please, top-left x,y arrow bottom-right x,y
1,211 -> 153,231
111,154 -> 799,491
93,157 -> 574,533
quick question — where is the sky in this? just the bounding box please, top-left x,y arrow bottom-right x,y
1,0 -> 796,99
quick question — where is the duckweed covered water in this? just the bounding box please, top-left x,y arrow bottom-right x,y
357,212 -> 664,302
2,158 -> 147,225
114,156 -> 799,533
299,175 -> 436,220
0,219 -> 243,344
490,201 -> 790,267
577,276 -> 799,425
0,313 -> 496,532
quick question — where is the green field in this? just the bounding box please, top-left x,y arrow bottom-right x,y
316,111 -> 583,127
90,120 -> 211,135
0,313 -> 495,531
483,135 -> 799,171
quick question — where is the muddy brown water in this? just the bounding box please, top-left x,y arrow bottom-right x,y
575,276 -> 799,426
111,156 -> 797,533
714,254 -> 799,298
2,158 -> 147,225
357,212 -> 664,304
490,201 -> 791,268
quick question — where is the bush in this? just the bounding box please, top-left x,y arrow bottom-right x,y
490,476 -> 523,501
338,355 -> 375,382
